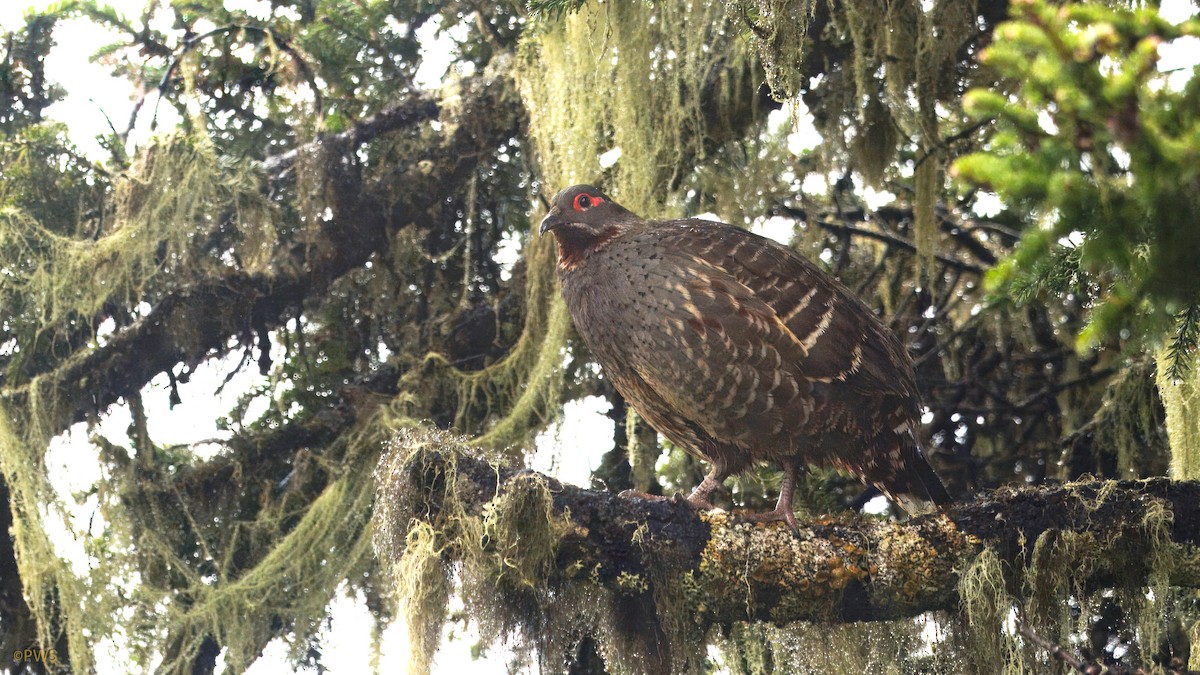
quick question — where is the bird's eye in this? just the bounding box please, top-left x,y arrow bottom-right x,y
573,193 -> 604,211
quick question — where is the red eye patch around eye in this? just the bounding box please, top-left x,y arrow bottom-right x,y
573,193 -> 605,211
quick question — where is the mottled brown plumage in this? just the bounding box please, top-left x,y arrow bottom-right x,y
540,185 -> 949,525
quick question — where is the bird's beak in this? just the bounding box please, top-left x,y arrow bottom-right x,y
538,206 -> 563,236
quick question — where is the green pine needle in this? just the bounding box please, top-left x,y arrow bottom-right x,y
1165,304 -> 1200,381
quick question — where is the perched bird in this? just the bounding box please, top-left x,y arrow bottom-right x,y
540,185 -> 949,526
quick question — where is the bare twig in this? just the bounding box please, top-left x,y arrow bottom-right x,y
772,203 -> 987,274
1015,617 -> 1092,673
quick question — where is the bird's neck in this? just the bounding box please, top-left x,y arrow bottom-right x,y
554,224 -> 625,272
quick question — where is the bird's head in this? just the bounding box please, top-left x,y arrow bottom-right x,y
538,185 -> 639,236
539,185 -> 640,270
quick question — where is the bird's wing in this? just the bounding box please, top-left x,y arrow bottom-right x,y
657,221 -> 918,402
610,229 -> 815,446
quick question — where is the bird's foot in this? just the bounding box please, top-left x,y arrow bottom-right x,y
736,506 -> 799,530
682,492 -> 716,511
618,489 -> 715,512
618,488 -> 669,502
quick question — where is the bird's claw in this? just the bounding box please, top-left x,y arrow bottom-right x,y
618,488 -> 669,502
619,487 -> 796,528
736,507 -> 799,530
618,489 -> 715,513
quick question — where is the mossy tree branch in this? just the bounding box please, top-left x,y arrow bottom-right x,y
0,55 -> 523,437
382,440 -> 1200,630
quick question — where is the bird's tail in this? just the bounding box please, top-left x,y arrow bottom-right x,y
874,423 -> 951,516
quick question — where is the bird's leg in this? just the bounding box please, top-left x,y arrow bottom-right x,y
682,467 -> 724,511
739,463 -> 799,529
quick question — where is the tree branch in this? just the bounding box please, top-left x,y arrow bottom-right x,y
2,54 -> 522,436
772,203 -> 988,275
382,441 -> 1200,629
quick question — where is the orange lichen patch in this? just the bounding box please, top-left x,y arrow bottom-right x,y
875,514 -> 968,606
693,511 -> 970,623
694,514 -> 838,620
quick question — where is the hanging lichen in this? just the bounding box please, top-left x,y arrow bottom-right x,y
1157,348 -> 1200,481
0,133 -> 278,381
517,0 -> 749,212
627,406 -> 660,493
954,483 -> 1184,674
913,157 -> 940,278
959,547 -> 1014,670
1065,359 -> 1170,479
735,618 -> 966,674
427,230 -> 572,455
736,0 -> 983,265
376,427 -> 648,673
156,441 -> 379,670
739,0 -> 814,104
0,125 -> 301,669
0,400 -> 98,671
0,110 -> 407,672
80,387 -> 404,672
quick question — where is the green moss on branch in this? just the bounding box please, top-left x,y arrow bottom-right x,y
376,429 -> 1200,672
